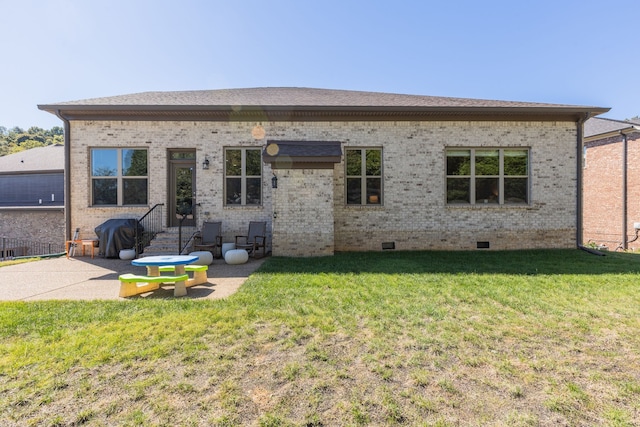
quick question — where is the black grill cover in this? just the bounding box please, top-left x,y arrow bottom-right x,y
94,218 -> 143,258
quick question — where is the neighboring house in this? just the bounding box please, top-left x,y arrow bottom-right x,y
583,117 -> 640,250
38,88 -> 608,257
0,144 -> 65,244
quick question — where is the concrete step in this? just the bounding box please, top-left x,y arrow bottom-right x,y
141,227 -> 197,256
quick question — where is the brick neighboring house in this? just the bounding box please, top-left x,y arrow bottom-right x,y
583,117 -> 640,250
38,87 -> 608,257
0,144 -> 65,245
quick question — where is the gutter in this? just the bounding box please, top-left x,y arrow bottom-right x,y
38,104 -> 610,123
0,170 -> 63,176
0,206 -> 64,211
53,109 -> 72,241
576,113 -> 588,248
622,130 -> 629,250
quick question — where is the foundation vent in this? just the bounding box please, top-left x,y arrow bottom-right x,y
476,241 -> 490,249
382,242 -> 396,250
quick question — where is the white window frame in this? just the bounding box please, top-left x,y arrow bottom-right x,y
445,148 -> 530,206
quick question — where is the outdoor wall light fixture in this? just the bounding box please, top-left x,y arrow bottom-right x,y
202,156 -> 210,170
271,174 -> 278,189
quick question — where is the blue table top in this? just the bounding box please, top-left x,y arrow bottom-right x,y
131,255 -> 198,266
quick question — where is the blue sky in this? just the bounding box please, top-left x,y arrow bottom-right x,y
2,0 -> 638,129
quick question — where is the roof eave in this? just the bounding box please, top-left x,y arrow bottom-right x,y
38,104 -> 610,122
0,169 -> 64,176
584,125 -> 640,142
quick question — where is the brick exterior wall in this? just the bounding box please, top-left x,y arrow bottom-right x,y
67,120 -> 578,256
0,208 -> 65,244
332,121 -> 577,251
68,120 -> 273,247
583,133 -> 640,250
272,169 -> 335,256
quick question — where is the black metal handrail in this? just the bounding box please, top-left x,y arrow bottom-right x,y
180,229 -> 200,255
177,212 -> 201,255
136,203 -> 164,255
177,203 -> 200,254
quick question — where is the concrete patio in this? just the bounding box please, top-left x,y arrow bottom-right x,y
0,255 -> 266,301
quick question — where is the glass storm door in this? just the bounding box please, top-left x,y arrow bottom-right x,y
169,151 -> 196,227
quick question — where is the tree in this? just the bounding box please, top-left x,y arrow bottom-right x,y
0,125 -> 65,157
14,139 -> 47,151
17,134 -> 45,144
45,126 -> 64,137
28,126 -> 45,134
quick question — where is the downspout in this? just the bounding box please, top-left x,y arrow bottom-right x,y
54,109 -> 72,241
576,113 -> 588,248
621,130 -> 629,250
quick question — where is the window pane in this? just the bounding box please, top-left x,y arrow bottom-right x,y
475,150 -> 499,175
123,149 -> 147,176
346,177 -> 361,204
447,150 -> 470,175
92,149 -> 117,176
366,178 -> 381,204
447,178 -> 470,204
170,152 -> 196,160
346,150 -> 362,176
504,150 -> 528,176
504,178 -> 528,203
226,178 -> 241,204
346,149 -> 383,205
123,179 -> 148,205
366,150 -> 381,176
476,178 -> 499,204
246,149 -> 261,176
246,178 -> 261,205
225,149 -> 263,206
225,150 -> 241,176
447,148 -> 529,206
175,167 -> 193,214
92,179 -> 117,205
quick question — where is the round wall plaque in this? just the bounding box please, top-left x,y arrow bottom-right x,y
266,143 -> 279,156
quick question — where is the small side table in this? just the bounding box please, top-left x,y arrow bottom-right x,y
80,240 -> 98,258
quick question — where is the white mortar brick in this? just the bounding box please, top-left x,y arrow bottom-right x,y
68,120 -> 578,255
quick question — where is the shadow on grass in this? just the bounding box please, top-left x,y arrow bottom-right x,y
258,249 -> 640,276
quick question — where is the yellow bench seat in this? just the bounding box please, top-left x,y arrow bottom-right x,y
158,265 -> 208,287
118,273 -> 189,297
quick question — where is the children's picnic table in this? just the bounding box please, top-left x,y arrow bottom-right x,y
131,255 -> 199,297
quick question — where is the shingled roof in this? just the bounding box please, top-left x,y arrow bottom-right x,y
39,87 -> 609,122
584,117 -> 640,140
0,144 -> 64,174
263,140 -> 342,169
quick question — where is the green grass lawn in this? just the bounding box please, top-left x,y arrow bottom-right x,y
1,250 -> 639,426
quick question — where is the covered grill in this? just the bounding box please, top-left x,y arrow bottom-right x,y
94,218 -> 143,258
